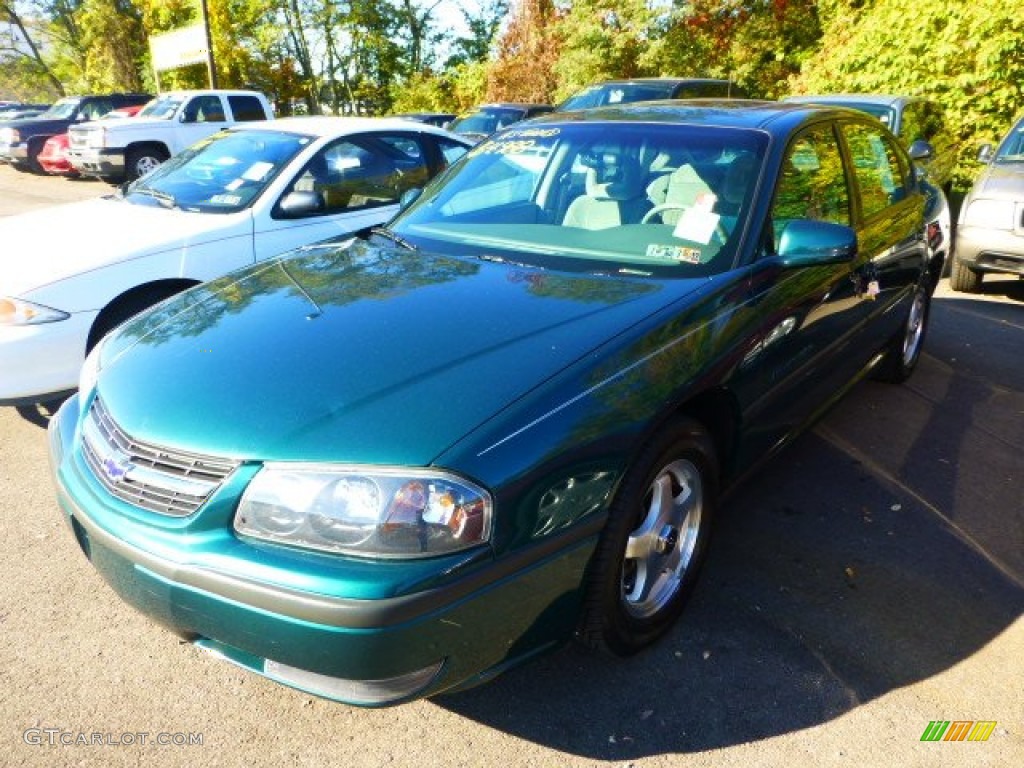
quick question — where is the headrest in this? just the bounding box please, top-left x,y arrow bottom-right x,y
585,155 -> 643,201
722,153 -> 758,205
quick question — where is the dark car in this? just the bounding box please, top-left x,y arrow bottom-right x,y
448,102 -> 553,142
557,78 -> 748,111
949,114 -> 1024,292
0,93 -> 151,172
783,94 -> 958,193
50,102 -> 941,707
396,112 -> 456,128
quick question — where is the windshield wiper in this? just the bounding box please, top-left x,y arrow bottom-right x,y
369,227 -> 418,251
132,186 -> 178,209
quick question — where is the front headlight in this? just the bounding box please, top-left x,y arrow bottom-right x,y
0,296 -> 69,326
963,198 -> 1016,229
235,465 -> 492,558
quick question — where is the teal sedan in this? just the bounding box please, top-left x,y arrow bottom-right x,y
49,102 -> 943,706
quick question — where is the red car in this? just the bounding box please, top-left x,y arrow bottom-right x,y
37,132 -> 77,176
37,104 -> 144,177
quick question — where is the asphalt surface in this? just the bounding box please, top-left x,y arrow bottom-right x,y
1,164 -> 1021,767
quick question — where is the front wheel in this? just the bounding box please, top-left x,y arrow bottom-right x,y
125,147 -> 168,181
578,418 -> 718,655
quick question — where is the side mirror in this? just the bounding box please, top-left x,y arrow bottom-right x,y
777,219 -> 857,268
278,190 -> 325,217
977,143 -> 994,163
908,139 -> 934,163
399,187 -> 421,210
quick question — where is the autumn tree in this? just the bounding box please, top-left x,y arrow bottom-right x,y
487,0 -> 562,103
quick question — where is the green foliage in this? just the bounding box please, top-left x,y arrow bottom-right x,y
792,0 -> 1024,189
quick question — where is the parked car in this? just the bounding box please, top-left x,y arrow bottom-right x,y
783,94 -> 957,193
448,102 -> 552,142
0,93 -> 151,172
36,132 -> 77,177
949,114 -> 1024,292
48,101 -> 943,707
557,78 -> 747,111
38,107 -> 146,177
68,89 -> 274,181
396,112 -> 455,128
0,117 -> 472,404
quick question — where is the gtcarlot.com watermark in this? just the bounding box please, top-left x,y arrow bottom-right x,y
24,728 -> 203,747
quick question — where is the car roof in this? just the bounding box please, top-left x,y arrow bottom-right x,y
533,99 -> 865,132
783,94 -> 924,108
226,115 -> 468,139
590,77 -> 734,85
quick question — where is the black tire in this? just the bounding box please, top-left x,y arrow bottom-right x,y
949,255 -> 982,293
875,281 -> 930,383
125,146 -> 169,181
578,418 -> 718,655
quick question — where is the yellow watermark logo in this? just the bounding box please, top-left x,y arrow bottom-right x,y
920,721 -> 997,742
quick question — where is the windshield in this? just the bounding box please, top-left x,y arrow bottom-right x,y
450,108 -> 527,136
41,98 -> 81,120
124,129 -> 311,213
391,122 -> 767,276
137,96 -> 183,119
559,83 -> 677,111
994,118 -> 1024,162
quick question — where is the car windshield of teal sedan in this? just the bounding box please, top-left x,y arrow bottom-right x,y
123,130 -> 312,213
390,123 -> 767,275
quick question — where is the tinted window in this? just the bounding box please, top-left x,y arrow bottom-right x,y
228,95 -> 268,122
842,121 -> 908,219
183,96 -> 226,123
283,134 -> 429,215
773,124 -> 850,227
437,137 -> 469,167
81,98 -> 113,120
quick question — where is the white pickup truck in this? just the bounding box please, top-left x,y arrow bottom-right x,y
68,89 -> 274,181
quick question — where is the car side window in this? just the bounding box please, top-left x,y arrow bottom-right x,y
841,121 -> 909,220
437,137 -> 469,168
82,98 -> 113,120
228,95 -> 267,121
283,134 -> 429,215
183,96 -> 226,123
772,124 -> 851,231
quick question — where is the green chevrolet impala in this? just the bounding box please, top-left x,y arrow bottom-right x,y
48,102 -> 944,706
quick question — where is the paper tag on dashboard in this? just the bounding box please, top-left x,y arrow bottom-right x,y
673,208 -> 721,245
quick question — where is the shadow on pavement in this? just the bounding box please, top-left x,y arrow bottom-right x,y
435,294 -> 1023,758
14,395 -> 69,429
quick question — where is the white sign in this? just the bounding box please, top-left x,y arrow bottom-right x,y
150,24 -> 208,72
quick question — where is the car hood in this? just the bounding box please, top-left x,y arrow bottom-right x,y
0,197 -> 248,299
96,241 -> 700,466
3,117 -> 70,134
973,163 -> 1024,200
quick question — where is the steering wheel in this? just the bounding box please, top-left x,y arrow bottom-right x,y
642,203 -> 729,243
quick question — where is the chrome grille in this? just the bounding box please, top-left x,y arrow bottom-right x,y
81,397 -> 239,517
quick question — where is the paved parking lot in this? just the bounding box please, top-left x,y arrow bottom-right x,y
1,164 -> 1021,767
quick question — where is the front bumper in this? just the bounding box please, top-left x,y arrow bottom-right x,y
0,311 -> 97,405
48,396 -> 599,705
68,147 -> 126,177
955,224 -> 1024,276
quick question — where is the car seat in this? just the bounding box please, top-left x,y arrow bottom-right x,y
563,154 -> 648,229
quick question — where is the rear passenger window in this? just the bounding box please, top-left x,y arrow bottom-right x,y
228,95 -> 268,122
842,121 -> 909,219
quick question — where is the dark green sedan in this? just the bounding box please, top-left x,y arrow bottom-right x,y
49,102 -> 944,706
